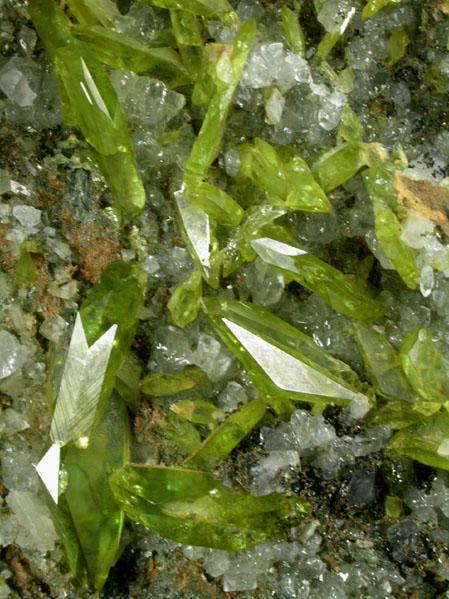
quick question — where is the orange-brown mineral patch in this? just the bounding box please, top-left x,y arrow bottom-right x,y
69,222 -> 120,284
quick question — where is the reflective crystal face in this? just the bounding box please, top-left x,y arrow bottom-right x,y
35,443 -> 61,504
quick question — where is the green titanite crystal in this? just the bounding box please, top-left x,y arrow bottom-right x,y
15,246 -> 37,287
399,326 -> 449,403
182,175 -> 244,227
312,141 -> 387,192
115,351 -> 142,414
140,365 -> 209,396
362,163 -> 419,289
239,138 -> 330,213
63,392 -> 128,590
338,104 -> 363,142
184,398 -> 266,469
362,0 -> 400,19
386,26 -> 409,67
388,412 -> 449,471
65,0 -> 120,28
251,236 -> 384,321
170,10 -> 203,46
202,297 -> 368,420
109,464 -> 310,550
353,323 -> 417,403
136,0 -> 238,26
167,269 -> 202,328
170,398 -> 222,426
281,6 -> 305,57
162,412 -> 202,454
28,0 -> 145,218
72,25 -> 190,84
369,398 -> 441,430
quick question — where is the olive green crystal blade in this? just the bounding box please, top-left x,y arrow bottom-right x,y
399,326 -> 449,403
251,236 -> 384,321
185,19 -> 256,177
28,0 -> 146,218
312,142 -> 387,192
362,0 -> 402,20
161,413 -> 203,454
388,412 -> 449,471
50,313 -> 117,447
338,105 -> 363,142
109,464 -> 310,550
281,6 -> 305,57
115,351 -> 142,414
15,246 -> 37,287
64,392 -> 128,590
202,297 -> 368,420
370,399 -> 441,430
171,398 -> 223,426
239,139 -> 330,212
65,0 -> 120,28
136,0 -> 238,26
353,323 -> 417,402
167,269 -> 203,327
78,261 -> 146,435
140,365 -> 209,396
182,175 -> 244,227
362,164 -> 419,290
184,398 -> 266,469
72,25 -> 190,84
170,10 -> 203,46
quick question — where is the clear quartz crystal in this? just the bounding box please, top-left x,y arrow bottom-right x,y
0,58 -> 37,107
0,331 -> 28,380
419,265 -> 434,298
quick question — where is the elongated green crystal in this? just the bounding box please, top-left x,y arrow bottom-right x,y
399,326 -> 449,403
185,19 -> 256,177
28,0 -> 146,218
63,392 -> 128,590
362,164 -> 419,289
65,0 -> 120,28
182,175 -> 244,227
251,236 -> 384,321
281,6 -> 305,57
239,139 -> 330,213
15,246 -> 37,287
72,25 -> 190,84
167,269 -> 202,327
170,10 -> 203,46
109,464 -> 310,549
370,399 -> 441,430
338,105 -> 363,142
202,297 -> 368,420
353,323 -> 417,403
184,398 -> 266,469
312,142 -> 387,192
115,351 -> 142,414
140,365 -> 209,396
386,25 -> 409,67
388,412 -> 449,471
162,413 -> 202,454
170,398 -> 223,426
362,0 -> 402,20
136,0 -> 238,26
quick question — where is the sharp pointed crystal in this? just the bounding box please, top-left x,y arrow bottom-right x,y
35,443 -> 61,504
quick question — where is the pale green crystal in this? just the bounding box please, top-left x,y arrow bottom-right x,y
281,6 -> 305,57
170,398 -> 223,426
140,365 -> 209,396
109,464 -> 310,550
170,10 -> 202,46
65,0 -> 120,28
115,351 -> 142,414
184,398 -> 266,469
338,104 -> 363,142
362,0 -> 402,19
15,245 -> 37,287
362,163 -> 419,289
182,175 -> 244,227
167,269 -> 202,327
202,297 -> 368,420
162,413 -> 202,454
370,399 -> 441,430
251,236 -> 384,321
312,142 -> 387,192
136,0 -> 238,26
386,26 -> 409,67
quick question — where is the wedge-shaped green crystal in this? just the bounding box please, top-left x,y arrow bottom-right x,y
251,236 -> 383,321
362,164 -> 419,289
338,105 -> 363,142
388,412 -> 449,471
192,43 -> 233,106
167,269 -> 202,327
140,365 -> 209,396
109,464 -> 310,549
202,298 -> 368,420
314,3 -> 356,62
185,19 -> 256,177
162,413 -> 202,454
370,399 -> 441,430
353,323 -> 417,403
171,398 -> 223,427
281,6 -> 305,57
78,261 -> 145,433
362,0 -> 402,20
399,326 -> 449,403
184,398 -> 266,469
182,175 -> 244,227
239,139 -> 330,212
115,351 -> 142,414
15,245 -> 37,287
312,142 -> 387,192
63,392 -> 128,590
28,0 -> 145,218
170,10 -> 203,46
386,25 -> 409,67
136,0 -> 238,26
72,26 -> 190,84
50,314 -> 116,447
174,192 -> 220,288
65,0 -> 120,28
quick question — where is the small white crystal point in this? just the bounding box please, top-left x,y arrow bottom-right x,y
35,443 -> 61,504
